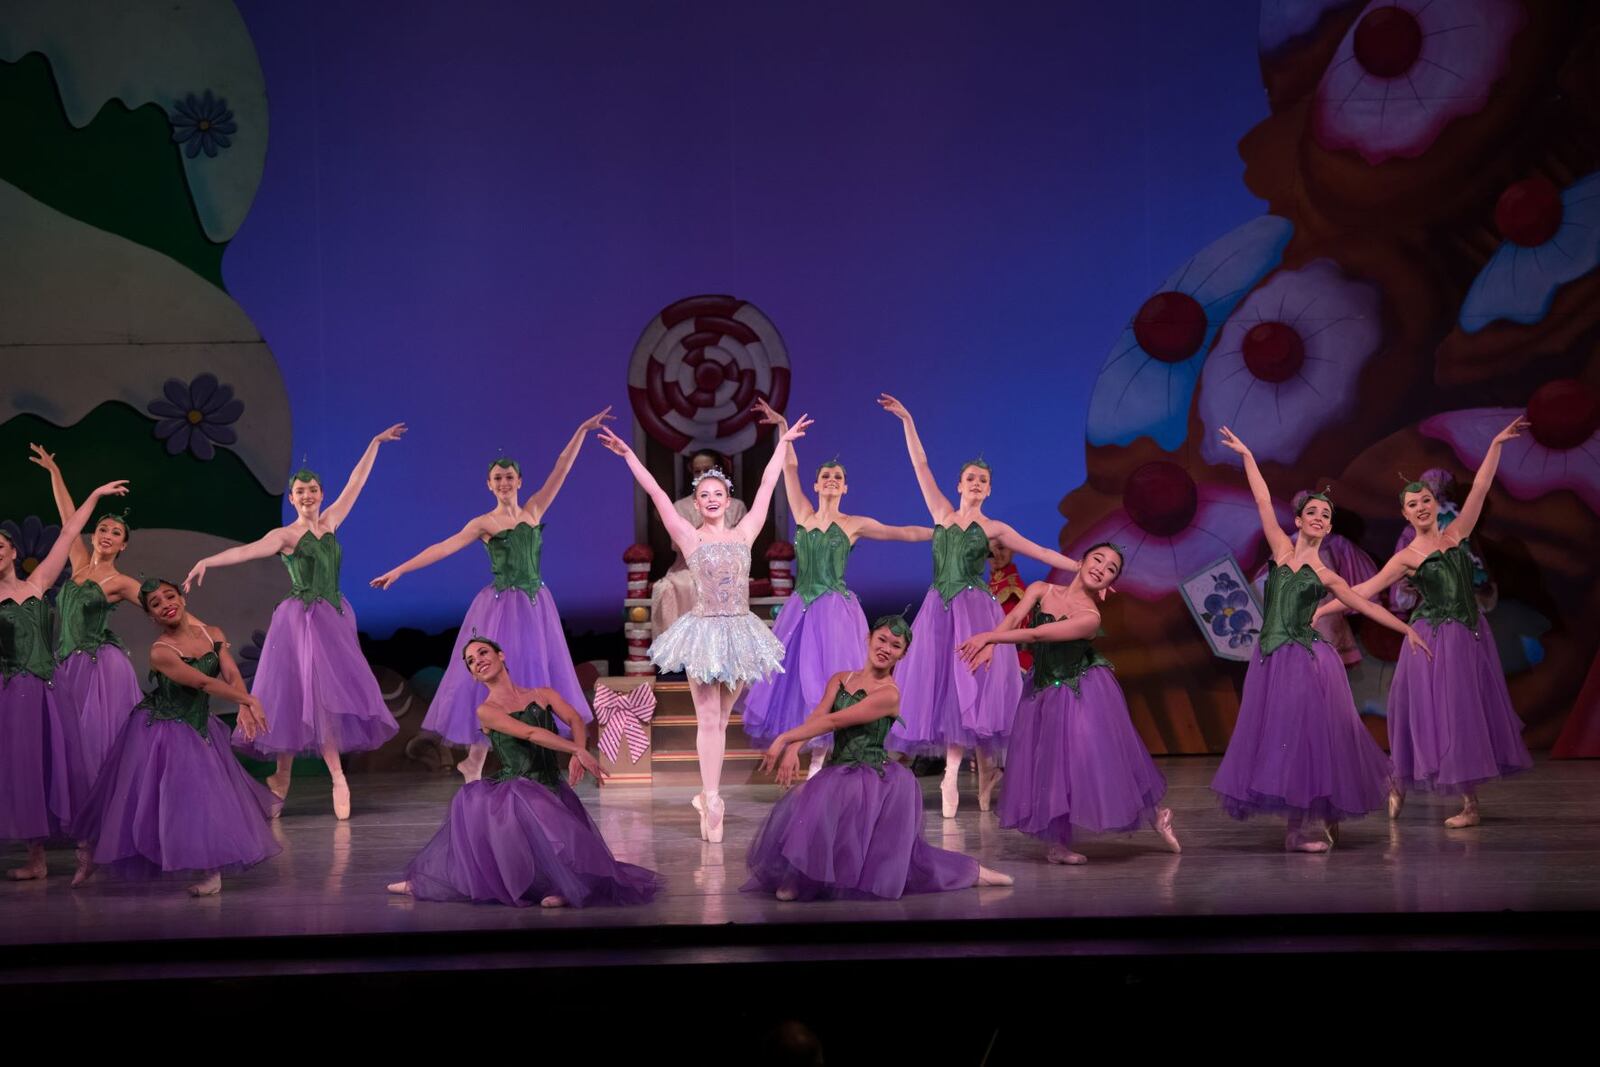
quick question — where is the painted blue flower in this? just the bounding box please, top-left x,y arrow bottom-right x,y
236,629 -> 268,686
1211,572 -> 1241,594
169,90 -> 237,159
1,515 -> 66,594
1460,172 -> 1600,332
1087,216 -> 1293,451
1204,585 -> 1256,648
147,373 -> 244,461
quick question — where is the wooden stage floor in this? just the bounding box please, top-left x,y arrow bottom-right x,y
3,755 -> 1596,950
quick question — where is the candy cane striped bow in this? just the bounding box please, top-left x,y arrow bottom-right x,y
593,683 -> 656,764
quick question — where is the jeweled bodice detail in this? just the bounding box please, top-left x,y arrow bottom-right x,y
282,530 -> 343,608
1258,564 -> 1324,656
931,522 -> 990,604
688,541 -> 752,618
793,523 -> 852,605
485,523 -> 544,598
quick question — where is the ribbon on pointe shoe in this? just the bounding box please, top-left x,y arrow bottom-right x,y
593,682 -> 656,764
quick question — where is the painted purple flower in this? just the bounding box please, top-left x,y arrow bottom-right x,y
1066,461 -> 1293,601
1460,172 -> 1600,332
1198,258 -> 1383,468
1314,0 -> 1525,164
1088,216 -> 1293,451
1204,576 -> 1257,649
1420,379 -> 1600,514
169,90 -> 237,159
236,629 -> 268,686
1,516 -> 65,593
147,374 -> 244,461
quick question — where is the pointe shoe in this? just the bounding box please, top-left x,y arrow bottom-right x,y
940,775 -> 959,819
1046,845 -> 1088,865
978,767 -> 1004,813
539,895 -> 569,908
1285,831 -> 1331,854
1154,807 -> 1181,854
187,872 -> 222,897
331,778 -> 351,821
977,866 -> 1015,886
1444,807 -> 1481,829
703,793 -> 725,844
6,859 -> 47,881
775,884 -> 800,901
1388,790 -> 1405,820
71,847 -> 95,888
691,793 -> 709,841
266,771 -> 291,801
386,881 -> 413,895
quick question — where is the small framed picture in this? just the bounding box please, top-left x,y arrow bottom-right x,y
1179,556 -> 1263,662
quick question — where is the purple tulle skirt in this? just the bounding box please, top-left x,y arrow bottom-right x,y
0,675 -> 89,844
235,597 -> 398,758
404,778 -> 664,908
743,761 -> 979,900
1388,618 -> 1532,795
887,587 -> 1021,755
74,713 -> 282,877
422,586 -> 594,747
741,591 -> 868,747
56,647 -> 142,784
1212,640 -> 1392,822
999,668 -> 1167,846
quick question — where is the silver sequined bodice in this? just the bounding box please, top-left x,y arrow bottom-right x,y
688,541 -> 751,618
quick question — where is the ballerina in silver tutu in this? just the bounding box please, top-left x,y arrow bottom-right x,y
597,412 -> 812,842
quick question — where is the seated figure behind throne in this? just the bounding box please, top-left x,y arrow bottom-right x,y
650,448 -> 747,642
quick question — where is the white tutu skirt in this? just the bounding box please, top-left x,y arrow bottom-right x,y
649,611 -> 785,688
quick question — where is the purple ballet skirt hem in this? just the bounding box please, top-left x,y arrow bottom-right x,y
421,585 -> 594,747
234,596 -> 398,758
741,590 -> 868,747
742,761 -> 979,901
887,586 -> 1021,756
1211,639 -> 1392,822
0,674 -> 89,845
74,712 -> 282,878
1389,617 -> 1533,796
998,667 -> 1167,846
403,777 -> 664,908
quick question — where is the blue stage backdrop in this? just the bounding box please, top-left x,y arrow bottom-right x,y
222,0 -> 1268,635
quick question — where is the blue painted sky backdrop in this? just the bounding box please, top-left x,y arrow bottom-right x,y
225,0 -> 1269,635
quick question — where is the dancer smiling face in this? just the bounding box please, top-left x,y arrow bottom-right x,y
693,471 -> 734,526
140,580 -> 188,629
1077,544 -> 1122,593
486,460 -> 523,507
289,473 -> 324,521
865,619 -> 910,673
956,462 -> 991,511
1294,496 -> 1333,542
814,462 -> 847,502
90,516 -> 130,562
463,638 -> 507,684
1400,484 -> 1440,535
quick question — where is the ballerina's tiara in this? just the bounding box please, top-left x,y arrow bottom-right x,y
691,466 -> 733,491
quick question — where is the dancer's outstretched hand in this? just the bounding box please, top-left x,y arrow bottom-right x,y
595,426 -> 633,458
370,568 -> 402,590
374,423 -> 407,443
569,747 -> 609,786
1493,416 -> 1530,446
182,562 -> 207,593
877,393 -> 911,421
578,406 -> 616,434
1403,627 -> 1433,661
778,414 -> 812,443
774,747 -> 803,788
236,697 -> 269,742
752,397 -> 787,431
26,443 -> 59,474
957,633 -> 993,665
1216,425 -> 1250,457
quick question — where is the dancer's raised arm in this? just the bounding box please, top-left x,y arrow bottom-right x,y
28,444 -> 90,573
596,426 -> 701,552
852,518 -> 934,543
752,399 -> 814,526
1217,426 -> 1291,560
1317,566 -> 1431,659
370,518 -> 494,589
989,522 -> 1079,573
184,527 -> 297,592
878,394 -> 956,522
1450,416 -> 1527,544
322,423 -> 406,529
736,415 -> 813,540
524,407 -> 614,519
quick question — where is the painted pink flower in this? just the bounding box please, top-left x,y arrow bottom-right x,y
1197,258 -> 1383,468
1420,379 -> 1600,513
1064,461 -> 1293,601
1260,0 -> 1364,56
1314,0 -> 1525,164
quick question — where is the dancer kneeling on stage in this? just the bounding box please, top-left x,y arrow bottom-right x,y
744,614 -> 1013,901
389,638 -> 664,908
73,578 -> 282,897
